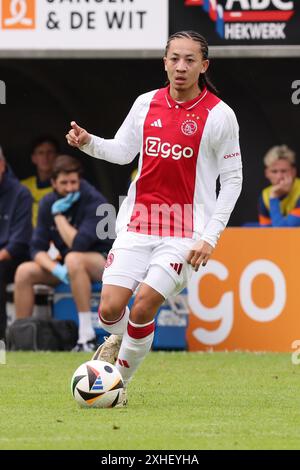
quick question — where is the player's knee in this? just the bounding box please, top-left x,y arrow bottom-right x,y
64,252 -> 83,274
14,262 -> 37,284
130,297 -> 154,324
98,301 -> 122,323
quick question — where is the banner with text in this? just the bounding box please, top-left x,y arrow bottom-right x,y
171,0 -> 300,45
187,228 -> 299,352
0,0 -> 168,51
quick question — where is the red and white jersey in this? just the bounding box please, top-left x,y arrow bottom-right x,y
82,86 -> 242,244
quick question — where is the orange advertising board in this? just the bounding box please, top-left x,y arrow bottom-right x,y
187,228 -> 300,352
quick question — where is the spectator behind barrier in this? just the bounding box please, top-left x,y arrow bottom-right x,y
14,155 -> 112,351
21,136 -> 59,227
0,146 -> 32,340
258,145 -> 300,227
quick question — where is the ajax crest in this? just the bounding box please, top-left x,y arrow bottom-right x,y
181,120 -> 198,136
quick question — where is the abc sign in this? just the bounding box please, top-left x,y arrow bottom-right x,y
225,1 -> 294,10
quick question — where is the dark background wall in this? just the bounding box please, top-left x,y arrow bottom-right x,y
0,57 -> 299,225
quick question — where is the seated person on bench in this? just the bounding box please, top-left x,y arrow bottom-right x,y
14,155 -> 112,351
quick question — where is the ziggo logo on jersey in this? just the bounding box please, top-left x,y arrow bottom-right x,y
145,137 -> 194,160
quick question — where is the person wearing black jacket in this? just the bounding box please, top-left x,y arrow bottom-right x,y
14,155 -> 112,351
0,147 -> 32,340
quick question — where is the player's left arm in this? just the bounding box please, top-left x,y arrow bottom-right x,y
186,240 -> 214,272
187,106 -> 243,270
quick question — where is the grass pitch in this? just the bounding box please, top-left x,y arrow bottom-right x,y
0,351 -> 299,450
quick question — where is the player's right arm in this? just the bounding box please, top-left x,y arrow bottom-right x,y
66,122 -> 91,148
66,96 -> 143,165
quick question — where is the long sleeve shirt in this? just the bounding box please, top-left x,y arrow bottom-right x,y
81,86 -> 243,247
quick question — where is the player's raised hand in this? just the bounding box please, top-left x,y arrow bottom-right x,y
66,121 -> 91,148
187,240 -> 214,272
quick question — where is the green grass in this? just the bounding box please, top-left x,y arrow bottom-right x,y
0,351 -> 299,450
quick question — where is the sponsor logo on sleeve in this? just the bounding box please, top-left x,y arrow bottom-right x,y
224,152 -> 240,159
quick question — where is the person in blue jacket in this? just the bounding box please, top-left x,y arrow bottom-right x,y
14,155 -> 112,351
258,145 -> 300,227
0,146 -> 32,340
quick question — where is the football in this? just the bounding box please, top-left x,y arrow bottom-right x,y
71,360 -> 124,408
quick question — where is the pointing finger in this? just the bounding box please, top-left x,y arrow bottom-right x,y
71,121 -> 81,137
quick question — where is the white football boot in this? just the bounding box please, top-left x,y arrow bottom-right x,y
92,334 -> 122,364
115,387 -> 128,408
92,335 -> 128,407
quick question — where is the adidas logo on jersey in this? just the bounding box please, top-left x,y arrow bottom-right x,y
150,119 -> 162,128
170,263 -> 183,275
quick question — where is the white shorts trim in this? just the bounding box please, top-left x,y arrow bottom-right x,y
102,275 -> 139,293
